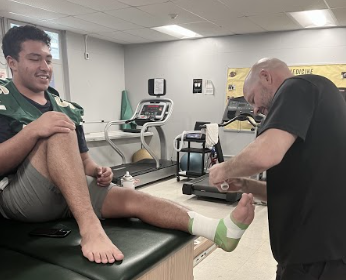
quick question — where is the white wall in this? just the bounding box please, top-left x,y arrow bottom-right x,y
2,24 -> 346,166
63,32 -> 130,166
50,57 -> 66,100
0,19 -> 6,78
123,27 -> 346,159
65,32 -> 125,133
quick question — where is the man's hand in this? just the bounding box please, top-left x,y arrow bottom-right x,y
209,162 -> 228,186
95,166 -> 113,186
215,178 -> 244,193
27,111 -> 76,138
209,162 -> 245,193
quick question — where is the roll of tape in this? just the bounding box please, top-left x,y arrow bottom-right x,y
220,181 -> 229,190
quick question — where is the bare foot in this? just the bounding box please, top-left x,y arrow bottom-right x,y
213,193 -> 255,252
80,225 -> 124,264
231,193 -> 255,225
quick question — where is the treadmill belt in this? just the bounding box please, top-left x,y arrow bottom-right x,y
182,174 -> 241,202
191,176 -> 210,188
112,163 -> 156,176
111,159 -> 176,184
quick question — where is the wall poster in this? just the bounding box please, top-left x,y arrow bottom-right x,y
226,63 -> 346,131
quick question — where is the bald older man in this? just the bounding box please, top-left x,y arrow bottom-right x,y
209,58 -> 346,280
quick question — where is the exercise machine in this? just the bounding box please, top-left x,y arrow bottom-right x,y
104,80 -> 176,187
339,87 -> 346,102
182,96 -> 262,202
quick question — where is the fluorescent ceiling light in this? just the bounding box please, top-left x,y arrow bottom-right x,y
289,9 -> 337,28
152,25 -> 202,39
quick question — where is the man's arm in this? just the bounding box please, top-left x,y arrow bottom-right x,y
209,128 -> 297,185
81,152 -> 113,186
81,152 -> 99,177
0,112 -> 75,177
238,178 -> 267,201
0,125 -> 39,175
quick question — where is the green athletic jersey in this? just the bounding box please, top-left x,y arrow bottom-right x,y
0,78 -> 84,130
0,78 -> 84,181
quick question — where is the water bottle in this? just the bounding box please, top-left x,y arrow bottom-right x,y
121,171 -> 136,189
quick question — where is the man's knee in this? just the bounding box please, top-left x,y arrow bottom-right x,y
47,131 -> 79,148
29,132 -> 76,153
28,132 -> 78,174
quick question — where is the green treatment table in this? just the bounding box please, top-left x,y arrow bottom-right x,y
0,217 -> 195,280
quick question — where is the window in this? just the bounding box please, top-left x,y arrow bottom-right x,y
10,22 -> 60,60
45,30 -> 60,60
7,20 -> 65,92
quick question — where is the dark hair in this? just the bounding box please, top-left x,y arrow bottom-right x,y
2,25 -> 51,61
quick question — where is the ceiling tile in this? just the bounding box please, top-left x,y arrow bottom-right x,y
43,21 -> 88,34
75,12 -> 141,30
48,17 -> 115,33
220,0 -> 328,16
0,14 -> 89,34
9,0 -> 95,15
0,1 -> 67,20
138,2 -> 204,25
332,8 -> 346,25
0,0 -> 11,8
181,21 -> 234,37
1,0 -> 345,45
96,31 -> 153,43
66,0 -> 129,11
281,0 -> 328,10
220,0 -> 284,16
217,17 -> 265,34
104,7 -> 164,27
326,0 -> 346,8
88,33 -> 128,44
0,10 -> 57,25
249,13 -> 301,31
124,28 -> 176,41
174,0 -> 241,22
117,0 -> 168,6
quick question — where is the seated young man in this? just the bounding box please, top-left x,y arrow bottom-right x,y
0,25 -> 255,264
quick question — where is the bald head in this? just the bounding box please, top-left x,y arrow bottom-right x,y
244,58 -> 292,91
243,58 -> 293,115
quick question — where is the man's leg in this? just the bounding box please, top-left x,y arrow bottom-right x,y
101,187 -> 254,251
28,132 -> 123,264
277,260 -> 346,280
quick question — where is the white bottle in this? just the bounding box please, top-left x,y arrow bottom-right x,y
121,171 -> 136,189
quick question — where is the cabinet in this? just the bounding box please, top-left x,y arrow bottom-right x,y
176,138 -> 211,182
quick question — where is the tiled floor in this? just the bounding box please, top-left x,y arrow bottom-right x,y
140,177 -> 277,280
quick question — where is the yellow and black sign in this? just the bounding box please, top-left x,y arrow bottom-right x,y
226,64 -> 346,131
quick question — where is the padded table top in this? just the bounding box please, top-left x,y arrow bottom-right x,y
0,218 -> 194,280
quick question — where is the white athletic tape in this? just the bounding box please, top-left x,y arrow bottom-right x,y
223,215 -> 246,239
188,211 -> 219,241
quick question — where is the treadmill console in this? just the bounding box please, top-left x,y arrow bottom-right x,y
225,97 -> 254,120
222,96 -> 264,124
136,102 -> 168,125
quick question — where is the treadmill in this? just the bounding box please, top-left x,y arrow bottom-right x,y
182,96 -> 263,202
104,83 -> 176,188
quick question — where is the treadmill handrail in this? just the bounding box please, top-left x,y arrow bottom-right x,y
218,114 -> 260,128
140,98 -> 174,169
104,120 -> 129,164
104,98 -> 174,168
